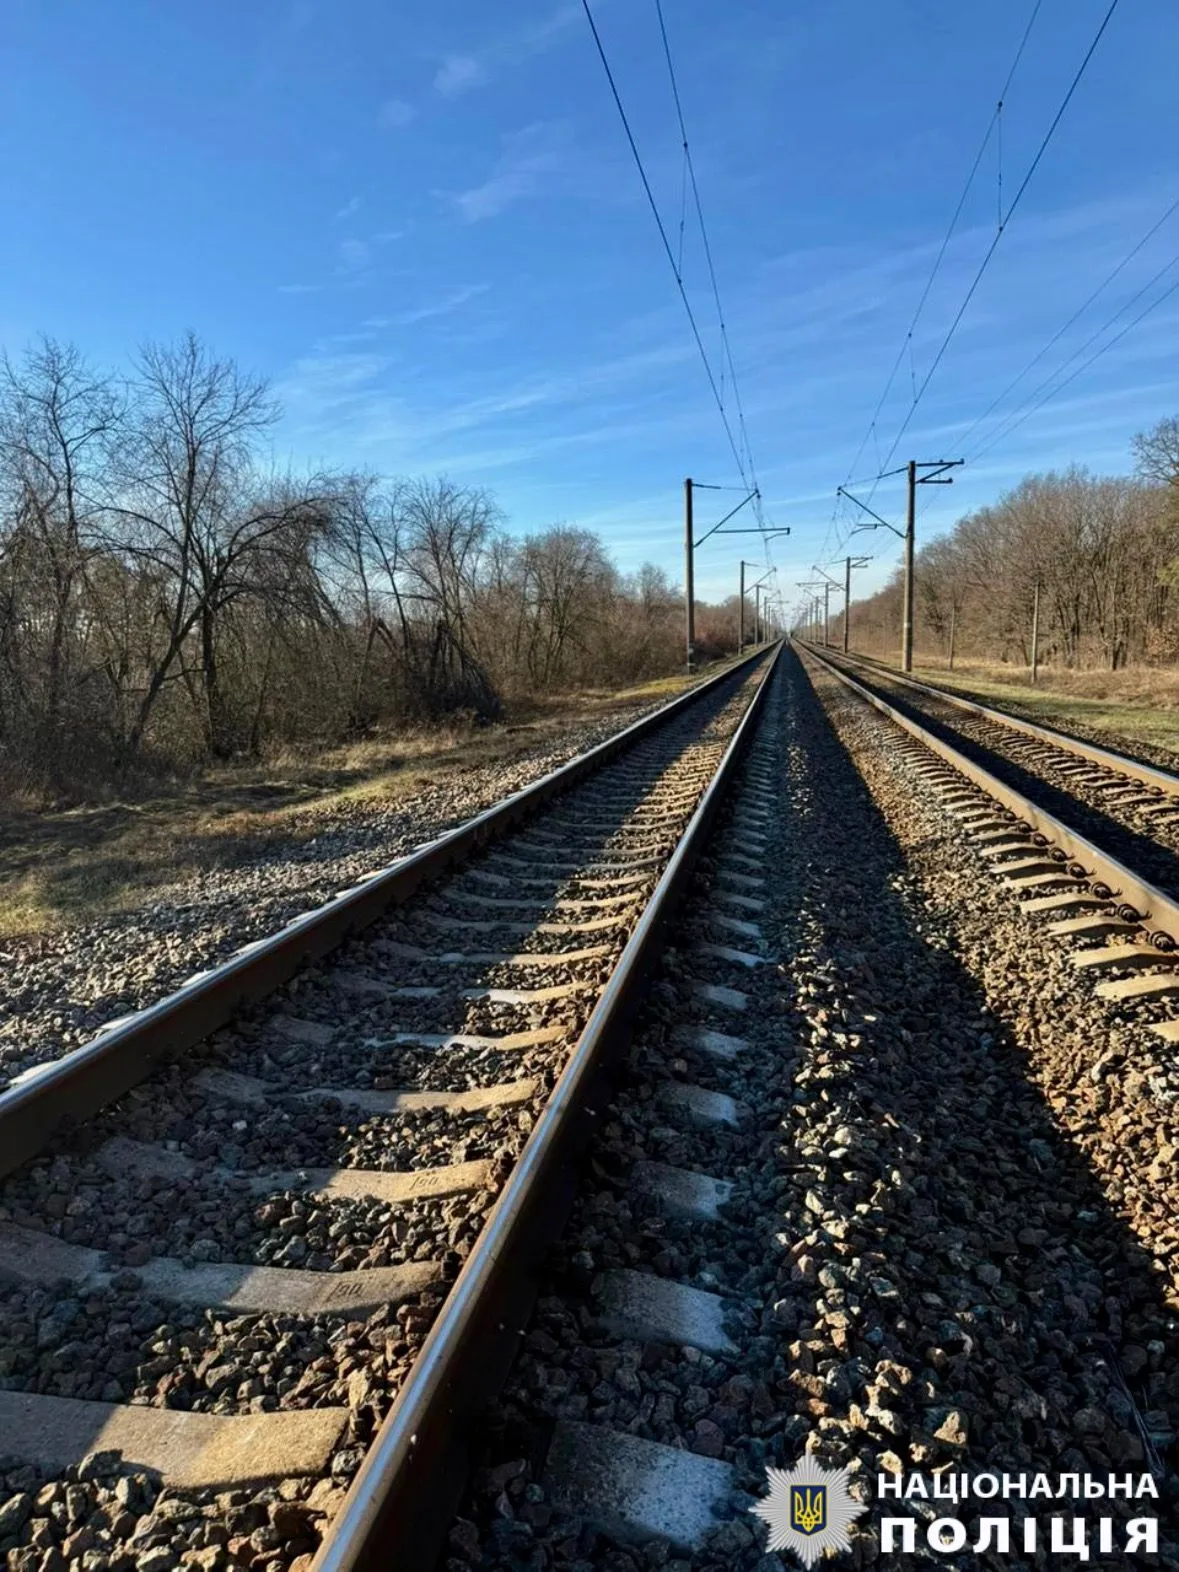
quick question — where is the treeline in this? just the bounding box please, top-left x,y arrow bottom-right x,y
838,420 -> 1179,670
0,336 -> 743,795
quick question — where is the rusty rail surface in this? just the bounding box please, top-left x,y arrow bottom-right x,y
804,644 -> 1179,947
0,644 -> 774,1179
310,644 -> 783,1572
803,641 -> 1179,798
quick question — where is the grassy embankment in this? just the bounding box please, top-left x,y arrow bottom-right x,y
847,647 -> 1179,767
0,656 -> 750,941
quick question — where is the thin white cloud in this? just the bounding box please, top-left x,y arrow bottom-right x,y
337,238 -> 372,274
397,284 -> 490,325
334,196 -> 362,221
433,55 -> 486,98
430,8 -> 580,100
451,123 -> 562,223
278,282 -> 324,296
377,98 -> 416,129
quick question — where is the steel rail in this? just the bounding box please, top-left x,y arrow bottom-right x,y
0,646 -> 773,1180
310,644 -> 783,1572
805,646 -> 1179,946
803,641 -> 1179,798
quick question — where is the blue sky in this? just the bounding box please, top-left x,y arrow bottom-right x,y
2,0 -> 1177,609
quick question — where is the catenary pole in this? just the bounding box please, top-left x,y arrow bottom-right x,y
902,460 -> 916,672
844,556 -> 852,653
1031,580 -> 1041,685
684,478 -> 695,673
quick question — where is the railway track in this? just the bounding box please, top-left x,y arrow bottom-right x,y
803,644 -> 1179,900
800,644 -> 1179,1046
431,646 -> 1177,1569
0,648 -> 778,1572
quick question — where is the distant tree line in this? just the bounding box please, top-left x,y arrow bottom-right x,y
834,422 -> 1179,671
0,335 -> 747,796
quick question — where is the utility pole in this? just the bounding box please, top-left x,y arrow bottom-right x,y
1030,581 -> 1041,686
750,568 -> 774,648
839,460 -> 962,675
811,563 -> 847,649
902,460 -> 917,674
948,604 -> 957,670
680,480 -> 787,673
842,555 -> 871,653
902,459 -> 962,673
798,578 -> 831,647
738,560 -> 761,654
684,478 -> 695,674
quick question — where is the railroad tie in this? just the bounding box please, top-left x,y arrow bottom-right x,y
1046,914 -> 1140,940
194,1067 -> 537,1116
590,1268 -> 736,1355
690,980 -> 749,1012
1096,971 -> 1179,1004
94,1136 -> 493,1204
0,1392 -> 348,1491
658,1081 -> 746,1128
629,1160 -> 733,1221
1069,943 -> 1171,974
1020,891 -> 1110,916
0,1221 -> 441,1317
542,1421 -> 734,1551
692,942 -> 765,970
670,1024 -> 752,1061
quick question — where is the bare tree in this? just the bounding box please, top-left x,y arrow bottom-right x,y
0,338 -> 121,776
103,334 -> 335,758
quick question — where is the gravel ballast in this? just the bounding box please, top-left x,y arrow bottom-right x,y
0,694 -> 684,1082
827,653 -> 1179,899
0,666 -> 769,1571
443,647 -> 1178,1571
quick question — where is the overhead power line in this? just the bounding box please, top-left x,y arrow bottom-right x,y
654,0 -> 760,500
956,192 -> 1179,457
840,0 -> 1044,498
579,0 -> 751,489
967,250 -> 1179,462
871,0 -> 1122,487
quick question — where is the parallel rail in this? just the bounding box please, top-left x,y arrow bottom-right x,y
311,644 -> 781,1572
803,642 -> 1179,798
803,645 -> 1179,952
0,644 -> 781,1572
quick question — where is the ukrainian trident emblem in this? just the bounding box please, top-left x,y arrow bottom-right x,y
791,1483 -> 827,1536
750,1453 -> 864,1567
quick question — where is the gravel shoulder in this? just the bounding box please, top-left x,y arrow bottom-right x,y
0,687 -> 694,1080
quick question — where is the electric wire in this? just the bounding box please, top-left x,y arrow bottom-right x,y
654,0 -> 761,507
871,0 -> 1122,487
838,0 -> 1044,502
956,192 -> 1179,457
967,251 -> 1179,463
579,0 -> 751,489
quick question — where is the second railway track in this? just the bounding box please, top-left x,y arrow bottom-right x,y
801,645 -> 1179,902
0,647 -> 779,1572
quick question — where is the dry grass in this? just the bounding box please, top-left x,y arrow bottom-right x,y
0,658 -> 736,940
849,647 -> 1179,768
